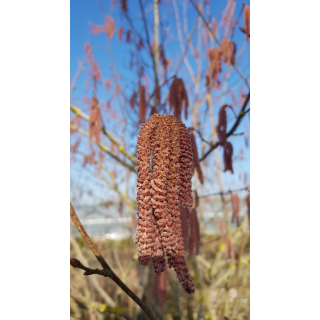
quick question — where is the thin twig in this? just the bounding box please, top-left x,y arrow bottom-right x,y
70,203 -> 155,320
199,187 -> 248,198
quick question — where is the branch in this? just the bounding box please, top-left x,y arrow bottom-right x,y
199,187 -> 249,198
70,203 -> 155,320
199,92 -> 250,162
70,105 -> 136,165
70,123 -> 136,173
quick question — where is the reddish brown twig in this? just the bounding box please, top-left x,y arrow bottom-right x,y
70,203 -> 155,320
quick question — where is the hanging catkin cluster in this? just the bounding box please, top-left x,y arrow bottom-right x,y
135,113 -> 194,294
169,78 -> 189,121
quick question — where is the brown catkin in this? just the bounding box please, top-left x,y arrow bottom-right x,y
169,78 -> 189,121
230,192 -> 240,227
246,190 -> 250,227
150,273 -> 160,299
139,85 -> 146,124
223,141 -> 234,174
189,132 -> 204,184
178,122 -> 193,208
89,97 -> 102,145
220,40 -> 236,66
217,105 -> 229,146
188,209 -> 195,260
150,106 -> 157,117
136,116 -> 160,266
244,6 -> 250,40
193,190 -> 199,209
121,0 -> 128,12
192,208 -> 200,255
206,48 -> 221,88
158,267 -> 167,309
180,206 -> 189,250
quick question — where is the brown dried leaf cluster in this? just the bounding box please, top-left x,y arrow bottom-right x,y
244,6 -> 250,40
169,78 -> 189,121
89,97 -> 102,145
138,85 -> 146,123
135,113 -> 194,293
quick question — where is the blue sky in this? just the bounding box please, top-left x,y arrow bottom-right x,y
70,0 -> 250,206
